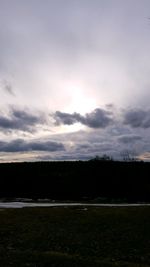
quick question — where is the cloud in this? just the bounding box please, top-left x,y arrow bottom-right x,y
2,80 -> 15,96
47,123 -> 150,161
54,111 -> 79,125
0,107 -> 46,132
0,139 -> 65,152
124,109 -> 150,128
53,108 -> 114,128
118,135 -> 142,143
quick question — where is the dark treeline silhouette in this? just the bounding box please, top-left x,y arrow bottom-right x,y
0,159 -> 150,202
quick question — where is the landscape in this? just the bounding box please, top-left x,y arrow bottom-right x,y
1,0 -> 150,266
0,159 -> 150,267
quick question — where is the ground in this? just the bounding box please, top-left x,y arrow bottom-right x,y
0,206 -> 150,267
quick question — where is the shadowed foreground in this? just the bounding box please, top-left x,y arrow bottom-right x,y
0,207 -> 150,267
1,161 -> 150,202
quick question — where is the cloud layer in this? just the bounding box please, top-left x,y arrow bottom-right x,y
0,107 -> 46,132
0,1 -> 150,161
0,105 -> 149,161
0,139 -> 65,153
53,108 -> 113,128
124,109 -> 150,128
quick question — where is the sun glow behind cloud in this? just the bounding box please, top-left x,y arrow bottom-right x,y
62,81 -> 97,114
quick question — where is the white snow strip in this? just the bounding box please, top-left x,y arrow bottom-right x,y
0,202 -> 150,208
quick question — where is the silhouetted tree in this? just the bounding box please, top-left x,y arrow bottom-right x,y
121,150 -> 136,161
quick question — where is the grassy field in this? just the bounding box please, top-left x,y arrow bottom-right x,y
0,206 -> 150,267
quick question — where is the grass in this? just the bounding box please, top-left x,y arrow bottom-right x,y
0,206 -> 150,266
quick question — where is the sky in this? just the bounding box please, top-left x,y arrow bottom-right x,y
0,0 -> 150,161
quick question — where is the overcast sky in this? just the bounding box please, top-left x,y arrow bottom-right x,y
0,0 -> 150,161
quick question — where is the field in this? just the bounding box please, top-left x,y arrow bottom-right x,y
0,206 -> 150,267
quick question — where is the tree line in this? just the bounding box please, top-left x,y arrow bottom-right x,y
0,160 -> 149,202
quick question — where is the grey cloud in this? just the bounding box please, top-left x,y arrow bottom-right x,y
53,108 -> 113,128
76,143 -> 117,158
2,80 -> 15,96
124,109 -> 150,128
118,135 -> 142,144
83,109 -> 113,128
0,139 -> 65,152
49,125 -> 148,160
0,122 -> 149,161
0,108 -> 46,132
54,111 -> 79,125
0,0 -> 150,113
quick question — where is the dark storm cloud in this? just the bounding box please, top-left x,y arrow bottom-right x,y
0,139 -> 65,152
124,109 -> 150,128
53,108 -> 113,128
0,108 -> 46,132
